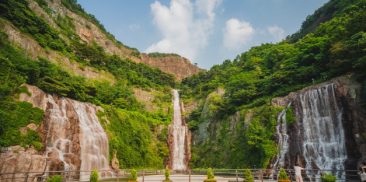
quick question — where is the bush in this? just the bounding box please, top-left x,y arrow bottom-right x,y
165,167 -> 170,179
243,169 -> 254,182
163,167 -> 172,182
203,168 -> 216,182
278,168 -> 289,180
129,169 -> 137,181
90,170 -> 98,182
47,175 -> 63,182
321,173 -> 336,182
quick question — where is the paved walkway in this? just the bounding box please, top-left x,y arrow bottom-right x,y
137,174 -> 273,182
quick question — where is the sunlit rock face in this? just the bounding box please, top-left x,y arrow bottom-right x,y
0,84 -> 111,181
0,146 -> 47,182
272,75 -> 365,181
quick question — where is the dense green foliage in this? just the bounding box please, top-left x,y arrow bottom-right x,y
190,103 -> 280,168
163,167 -> 172,182
0,101 -> 44,149
203,168 -> 216,182
0,32 -> 139,108
72,41 -> 175,88
0,0 -> 174,169
99,107 -> 170,168
0,29 -> 172,167
0,0 -> 175,90
0,33 -> 45,149
148,52 -> 181,58
321,173 -> 336,182
129,169 -> 138,181
285,107 -> 295,125
278,168 -> 289,180
206,168 -> 215,179
183,0 -> 366,169
47,175 -> 63,182
243,169 -> 254,182
289,0 -> 359,41
182,0 -> 366,116
0,0 -> 68,51
90,170 -> 99,182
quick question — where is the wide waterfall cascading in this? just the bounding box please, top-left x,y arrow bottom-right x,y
273,103 -> 291,169
299,84 -> 347,181
19,84 -> 111,180
73,101 -> 110,180
171,89 -> 188,171
44,96 -> 76,172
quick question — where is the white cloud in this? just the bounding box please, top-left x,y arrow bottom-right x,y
267,25 -> 286,42
223,18 -> 255,50
146,0 -> 221,60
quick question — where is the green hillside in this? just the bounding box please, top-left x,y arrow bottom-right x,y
0,0 -> 175,168
1,0 -> 365,171
181,0 -> 366,168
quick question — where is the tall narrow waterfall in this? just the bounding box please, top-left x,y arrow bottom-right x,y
299,84 -> 347,180
273,103 -> 291,169
171,89 -> 188,171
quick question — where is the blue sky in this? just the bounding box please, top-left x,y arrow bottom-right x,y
78,0 -> 328,69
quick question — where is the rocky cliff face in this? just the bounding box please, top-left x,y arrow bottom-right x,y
2,0 -> 201,81
272,75 -> 366,179
0,85 -> 112,181
140,54 -> 202,81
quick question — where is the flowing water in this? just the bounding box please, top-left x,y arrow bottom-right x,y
273,103 -> 291,170
44,97 -> 76,172
299,84 -> 347,181
171,89 -> 188,171
73,101 -> 110,180
23,85 -> 110,180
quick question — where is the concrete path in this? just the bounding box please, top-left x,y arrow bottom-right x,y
137,174 -> 239,182
137,175 -> 278,182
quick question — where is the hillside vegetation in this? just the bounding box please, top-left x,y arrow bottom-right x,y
181,0 -> 366,168
0,0 -> 176,168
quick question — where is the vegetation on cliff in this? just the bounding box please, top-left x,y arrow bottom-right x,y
182,0 -> 366,168
1,0 -> 366,171
0,0 -> 174,168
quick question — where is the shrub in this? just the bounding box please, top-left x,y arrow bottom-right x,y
90,170 -> 98,182
47,175 -> 62,182
163,167 -> 172,182
321,173 -> 336,182
165,167 -> 170,180
129,169 -> 137,181
278,168 -> 289,180
243,169 -> 254,182
204,168 -> 216,182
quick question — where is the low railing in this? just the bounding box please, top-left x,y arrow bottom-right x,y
0,168 -> 361,182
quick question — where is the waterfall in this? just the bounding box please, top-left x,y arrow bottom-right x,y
19,85 -> 111,180
299,84 -> 347,181
73,101 -> 110,180
273,103 -> 291,170
44,96 -> 77,172
171,89 -> 188,171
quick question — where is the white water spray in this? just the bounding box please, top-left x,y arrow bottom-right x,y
273,103 -> 291,169
299,84 -> 347,181
171,89 -> 188,171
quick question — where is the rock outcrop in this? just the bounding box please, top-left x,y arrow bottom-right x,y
140,54 -> 202,81
272,75 -> 366,180
0,84 -> 111,181
26,0 -> 202,81
0,146 -> 47,182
